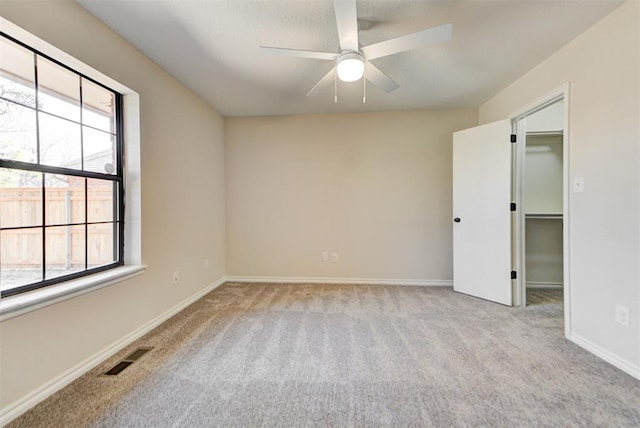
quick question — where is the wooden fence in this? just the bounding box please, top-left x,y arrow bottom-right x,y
1,186 -> 115,268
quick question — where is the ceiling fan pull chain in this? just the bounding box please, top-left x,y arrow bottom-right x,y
334,69 -> 338,103
363,67 -> 366,103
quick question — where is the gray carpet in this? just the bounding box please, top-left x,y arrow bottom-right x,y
9,283 -> 640,427
526,287 -> 563,306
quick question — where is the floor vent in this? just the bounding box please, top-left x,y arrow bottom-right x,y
102,347 -> 153,376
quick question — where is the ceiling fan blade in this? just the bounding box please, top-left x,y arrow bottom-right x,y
362,23 -> 452,61
306,67 -> 336,96
365,63 -> 399,93
333,0 -> 359,52
259,46 -> 338,61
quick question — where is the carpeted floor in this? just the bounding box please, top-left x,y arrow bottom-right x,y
9,283 -> 640,427
526,287 -> 563,306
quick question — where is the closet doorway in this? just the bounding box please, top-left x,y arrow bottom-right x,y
513,92 -> 569,316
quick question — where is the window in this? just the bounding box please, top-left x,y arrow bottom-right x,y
0,33 -> 124,298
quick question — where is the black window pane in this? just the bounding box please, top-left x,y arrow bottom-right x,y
45,174 -> 85,225
0,168 -> 42,228
0,37 -> 36,108
0,99 -> 37,163
82,78 -> 116,133
45,225 -> 85,280
87,178 -> 116,223
88,222 -> 115,268
37,56 -> 80,122
0,227 -> 43,292
39,112 -> 81,169
83,127 -> 116,174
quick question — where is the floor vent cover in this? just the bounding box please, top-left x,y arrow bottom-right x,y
102,347 -> 153,376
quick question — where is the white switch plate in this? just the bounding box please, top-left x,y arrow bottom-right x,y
331,252 -> 338,263
573,176 -> 584,193
172,271 -> 180,285
321,251 -> 329,262
204,259 -> 209,269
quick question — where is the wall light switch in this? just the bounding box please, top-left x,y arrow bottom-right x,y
573,176 -> 584,193
331,252 -> 338,263
321,251 -> 329,262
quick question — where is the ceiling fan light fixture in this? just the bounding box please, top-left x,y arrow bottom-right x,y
336,52 -> 364,82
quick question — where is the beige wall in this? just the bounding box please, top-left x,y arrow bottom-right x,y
480,1 -> 639,371
225,110 -> 477,281
0,0 -> 226,411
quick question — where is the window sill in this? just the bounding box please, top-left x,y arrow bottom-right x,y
0,265 -> 146,322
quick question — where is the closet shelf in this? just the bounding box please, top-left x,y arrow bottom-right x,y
526,130 -> 563,137
525,213 -> 563,220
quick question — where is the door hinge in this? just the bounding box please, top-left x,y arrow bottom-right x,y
510,134 -> 517,143
511,270 -> 517,280
510,202 -> 516,211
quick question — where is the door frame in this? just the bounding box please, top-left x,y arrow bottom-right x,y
510,84 -> 571,337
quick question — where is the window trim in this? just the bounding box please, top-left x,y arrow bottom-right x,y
0,16 -> 142,305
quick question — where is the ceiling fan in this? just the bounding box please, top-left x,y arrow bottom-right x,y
259,0 -> 452,102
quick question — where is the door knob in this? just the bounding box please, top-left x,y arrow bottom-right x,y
453,217 -> 461,223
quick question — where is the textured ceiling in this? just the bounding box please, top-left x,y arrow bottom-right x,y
77,0 -> 622,117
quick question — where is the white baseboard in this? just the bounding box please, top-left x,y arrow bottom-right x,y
224,276 -> 453,287
0,277 -> 226,427
568,333 -> 640,380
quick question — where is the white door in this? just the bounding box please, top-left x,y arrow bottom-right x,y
453,119 -> 513,306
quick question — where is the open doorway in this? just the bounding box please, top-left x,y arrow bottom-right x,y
512,89 -> 569,322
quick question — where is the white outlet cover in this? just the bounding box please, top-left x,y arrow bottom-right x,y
321,251 -> 329,262
615,304 -> 629,327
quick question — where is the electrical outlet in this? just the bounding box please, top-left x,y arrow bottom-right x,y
331,252 -> 338,263
321,251 -> 329,262
204,259 -> 209,269
615,304 -> 629,327
172,271 -> 180,285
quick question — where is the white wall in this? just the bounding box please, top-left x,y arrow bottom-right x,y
0,0 -> 226,414
480,1 -> 639,375
225,110 -> 477,282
